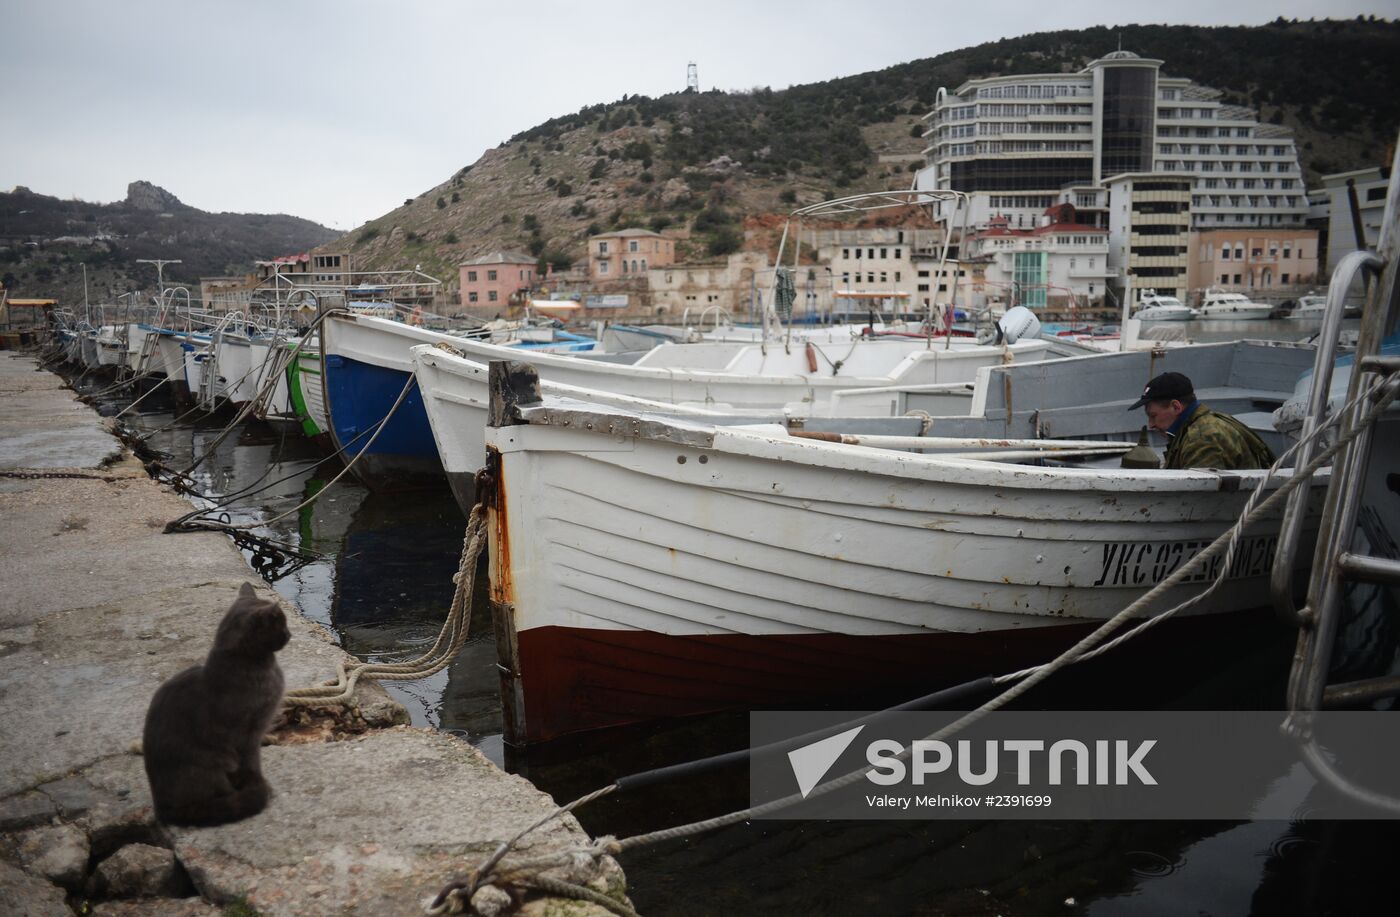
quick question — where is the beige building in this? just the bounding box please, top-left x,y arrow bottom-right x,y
1187,229 -> 1319,294
199,276 -> 258,310
589,228 -> 676,282
1105,173 -> 1192,304
646,252 -> 770,317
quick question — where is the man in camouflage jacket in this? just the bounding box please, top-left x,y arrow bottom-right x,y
1129,372 -> 1275,470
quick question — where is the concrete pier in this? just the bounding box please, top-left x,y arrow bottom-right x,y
0,353 -> 629,916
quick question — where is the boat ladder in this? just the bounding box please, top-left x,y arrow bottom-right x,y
1271,145 -> 1400,812
133,328 -> 161,377
195,328 -> 223,412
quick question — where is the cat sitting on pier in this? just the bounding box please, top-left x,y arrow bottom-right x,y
142,582 -> 290,827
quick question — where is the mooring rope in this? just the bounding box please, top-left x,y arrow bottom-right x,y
426,370 -> 1400,914
109,373 -> 173,418
283,502 -> 486,707
173,372 -> 417,535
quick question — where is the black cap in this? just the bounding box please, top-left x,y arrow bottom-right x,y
1128,372 -> 1194,410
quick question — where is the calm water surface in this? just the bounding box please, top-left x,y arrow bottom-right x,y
77,365 -> 1397,917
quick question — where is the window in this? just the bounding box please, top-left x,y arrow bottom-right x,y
598,241 -> 609,254
1233,274 -> 1242,285
880,248 -> 888,259
868,248 -> 875,259
1222,248 -> 1231,260
842,248 -> 850,259
599,262 -> 609,275
1221,274 -> 1229,283
1070,257 -> 1077,270
621,261 -> 628,274
1283,248 -> 1291,259
894,248 -> 902,259
468,292 -> 478,303
488,291 -> 498,302
855,249 -> 861,259
467,271 -> 478,282
1251,249 -> 1262,258
487,270 -> 498,281
629,240 -> 639,252
1281,273 -> 1290,284
641,259 -> 647,271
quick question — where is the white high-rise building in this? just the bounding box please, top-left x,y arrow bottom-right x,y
916,51 -> 1308,233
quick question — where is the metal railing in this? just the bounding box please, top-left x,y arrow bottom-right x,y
1271,137 -> 1400,812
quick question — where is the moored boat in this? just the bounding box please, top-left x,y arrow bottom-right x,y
1198,288 -> 1272,320
481,353 -> 1327,744
407,312 -> 1054,506
1133,290 -> 1196,322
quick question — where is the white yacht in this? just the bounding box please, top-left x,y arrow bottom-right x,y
1288,291 -> 1362,320
1133,290 -> 1197,322
1197,288 -> 1272,320
1288,293 -> 1327,320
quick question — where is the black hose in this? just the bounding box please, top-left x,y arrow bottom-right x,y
613,676 -> 997,793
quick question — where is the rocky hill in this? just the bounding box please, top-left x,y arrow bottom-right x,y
0,182 -> 338,304
338,18 -> 1400,287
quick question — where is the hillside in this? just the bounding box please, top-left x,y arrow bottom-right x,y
0,182 -> 338,305
338,18 -> 1400,286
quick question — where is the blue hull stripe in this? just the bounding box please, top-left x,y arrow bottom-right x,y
323,354 -> 441,466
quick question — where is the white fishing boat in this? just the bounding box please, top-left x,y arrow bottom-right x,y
408,311 -> 1051,506
481,346 -> 1328,744
1198,288 -> 1272,320
1133,290 -> 1197,322
95,324 -> 127,369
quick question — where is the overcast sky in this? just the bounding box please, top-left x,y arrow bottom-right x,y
3,1 -> 1395,230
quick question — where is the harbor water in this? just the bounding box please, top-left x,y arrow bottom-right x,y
75,359 -> 1399,916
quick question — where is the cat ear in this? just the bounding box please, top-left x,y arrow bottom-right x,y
239,582 -> 257,599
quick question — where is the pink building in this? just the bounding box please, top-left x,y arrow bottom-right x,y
588,228 -> 676,282
460,251 -> 536,310
1187,230 -> 1319,295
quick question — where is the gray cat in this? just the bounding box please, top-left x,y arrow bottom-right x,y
142,582 -> 290,826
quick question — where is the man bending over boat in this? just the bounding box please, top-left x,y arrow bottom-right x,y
1130,372 -> 1275,470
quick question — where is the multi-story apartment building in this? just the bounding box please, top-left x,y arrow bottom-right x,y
588,228 -> 676,282
460,251 -> 537,309
963,207 -> 1110,309
1105,173 -> 1193,303
918,50 -> 1308,234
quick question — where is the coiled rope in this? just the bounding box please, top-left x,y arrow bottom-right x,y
284,502 -> 486,707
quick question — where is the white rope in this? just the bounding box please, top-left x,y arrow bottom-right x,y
285,503 -> 486,707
